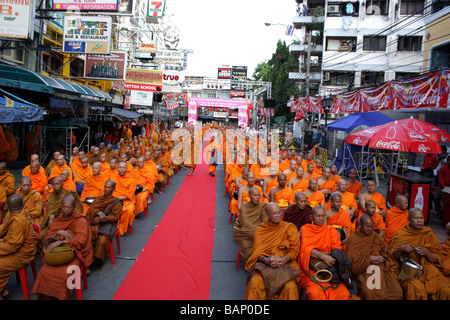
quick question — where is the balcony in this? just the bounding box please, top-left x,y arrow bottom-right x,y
292,8 -> 325,28
289,72 -> 322,82
290,43 -> 323,55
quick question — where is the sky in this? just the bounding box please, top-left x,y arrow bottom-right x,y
165,0 -> 300,79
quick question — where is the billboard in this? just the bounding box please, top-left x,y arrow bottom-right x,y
218,67 -> 231,79
154,49 -> 183,65
84,51 -> 127,80
231,66 -> 247,91
0,0 -> 36,40
52,0 -> 119,11
63,16 -> 112,54
147,0 -> 166,19
124,68 -> 163,92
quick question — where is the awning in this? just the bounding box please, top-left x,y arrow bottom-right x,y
111,107 -> 142,119
0,97 -> 43,123
0,64 -> 111,100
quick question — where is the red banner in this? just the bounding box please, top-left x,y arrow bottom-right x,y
439,69 -> 450,109
331,90 -> 361,113
393,71 -> 440,110
360,82 -> 395,112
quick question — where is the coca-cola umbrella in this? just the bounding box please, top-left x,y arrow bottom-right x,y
395,117 -> 450,143
345,120 -> 443,154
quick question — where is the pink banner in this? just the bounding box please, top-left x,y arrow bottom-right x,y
238,107 -> 248,129
393,71 -> 441,110
360,82 -> 394,112
187,97 -> 248,109
187,98 -> 197,125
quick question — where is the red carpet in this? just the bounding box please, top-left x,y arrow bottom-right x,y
113,155 -> 216,300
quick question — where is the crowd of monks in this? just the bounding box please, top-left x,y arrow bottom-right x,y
0,122 -> 449,300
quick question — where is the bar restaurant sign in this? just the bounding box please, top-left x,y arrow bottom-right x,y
63,15 -> 112,54
124,68 -> 163,92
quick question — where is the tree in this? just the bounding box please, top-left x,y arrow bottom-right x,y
252,40 -> 300,120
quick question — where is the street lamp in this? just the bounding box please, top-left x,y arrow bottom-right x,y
264,22 -> 302,43
321,95 -> 333,149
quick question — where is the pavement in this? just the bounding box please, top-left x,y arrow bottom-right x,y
3,163 -> 448,301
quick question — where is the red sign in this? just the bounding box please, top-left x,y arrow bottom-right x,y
331,90 -> 361,113
124,83 -> 162,92
360,82 -> 394,112
393,71 -> 440,110
439,69 -> 450,109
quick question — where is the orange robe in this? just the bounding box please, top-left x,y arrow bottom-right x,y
22,165 -> 45,176
22,170 -> 48,197
49,164 -> 72,181
384,205 -> 408,244
318,179 -> 336,193
229,180 -> 248,215
63,179 -> 77,192
264,178 -> 279,200
103,168 -> 118,181
80,174 -> 106,214
306,191 -> 325,208
113,175 -> 136,236
290,178 -> 309,193
278,159 -> 291,173
17,189 -> 44,225
347,180 -> 363,197
356,192 -> 387,218
313,167 -> 323,177
298,223 -> 350,300
285,171 -> 297,182
70,157 -> 82,175
100,162 -> 111,173
301,160 -> 315,173
327,209 -> 351,231
131,167 -> 155,214
325,191 -> 357,211
330,174 -> 341,184
144,160 -> 160,183
304,172 -> 319,181
440,238 -> 450,277
244,221 -> 300,300
273,187 -> 296,208
0,172 -> 15,196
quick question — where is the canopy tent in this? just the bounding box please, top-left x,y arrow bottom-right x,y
328,111 -> 394,133
0,64 -> 111,100
0,97 -> 43,123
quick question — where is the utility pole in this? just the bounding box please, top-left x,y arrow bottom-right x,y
301,32 -> 312,151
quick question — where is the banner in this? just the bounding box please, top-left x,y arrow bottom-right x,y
439,69 -> 450,109
187,98 -> 197,125
53,0 -> 118,11
124,68 -> 163,91
393,71 -> 441,110
63,16 -> 112,54
84,51 -> 127,80
360,82 -> 394,112
187,97 -> 248,109
331,90 -> 361,113
238,107 -> 248,129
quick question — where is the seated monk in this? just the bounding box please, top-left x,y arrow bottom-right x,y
131,157 -> 156,213
282,160 -> 298,183
99,153 -> 111,173
301,152 -> 315,173
288,166 -> 309,193
80,163 -> 106,215
229,169 -> 250,216
440,222 -> 450,277
313,159 -> 323,177
32,195 -> 93,300
304,163 -> 319,181
104,158 -> 119,181
388,208 -> 450,300
0,162 -> 15,197
269,174 -> 295,209
351,200 -> 386,238
283,193 -> 312,232
385,195 -> 409,244
49,155 -> 72,182
357,180 -> 387,219
61,169 -> 76,192
233,187 -> 267,265
262,165 -> 279,202
237,172 -> 264,213
16,177 -> 44,225
302,178 -> 325,208
346,214 -> 403,300
298,206 -> 351,300
40,177 -> 83,247
73,157 -> 93,195
226,163 -> 247,196
45,151 -> 62,177
244,202 -> 301,300
329,164 -> 341,185
22,161 -> 48,197
143,151 -> 160,183
70,151 -> 86,179
88,147 -> 101,165
86,180 -> 123,266
318,167 -> 337,199
325,179 -> 357,219
113,161 -> 136,236
326,193 -> 352,247
346,168 -> 363,201
0,194 -> 38,300
278,150 -> 295,173
22,154 -> 45,177
153,150 -> 168,192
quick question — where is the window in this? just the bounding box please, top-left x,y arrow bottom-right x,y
366,0 -> 389,15
363,36 -> 387,51
1,41 -> 25,64
361,71 -> 385,86
324,71 -> 355,86
327,2 -> 360,16
395,72 -> 420,80
400,0 -> 425,14
397,36 -> 422,51
326,37 -> 357,52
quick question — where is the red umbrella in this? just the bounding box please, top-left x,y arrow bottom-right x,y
395,117 -> 450,143
345,120 -> 443,153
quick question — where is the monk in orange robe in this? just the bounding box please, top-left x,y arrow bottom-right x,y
298,206 -> 351,300
230,169 -> 250,216
318,167 -> 337,197
262,165 -> 279,202
324,179 -> 357,218
351,200 -> 386,237
278,150 -> 295,173
329,164 -> 341,184
113,161 -> 136,236
388,208 -> 450,300
143,151 -> 159,182
61,169 -> 76,192
301,153 -> 315,173
346,168 -> 363,200
22,161 -> 48,197
131,157 -> 155,214
313,159 -> 323,177
16,177 -> 44,225
49,155 -> 72,181
70,151 -> 85,179
104,158 -> 119,181
22,154 -> 45,177
237,172 -> 265,213
283,160 -> 298,183
0,162 -> 15,196
154,150 -> 168,190
325,193 -> 352,248
303,178 -> 325,208
74,157 -> 93,195
304,163 -> 319,181
244,202 -> 301,300
226,163 -> 246,195
288,166 -> 309,193
385,195 -> 409,243
99,153 -> 111,173
88,146 -> 101,165
206,136 -> 220,177
80,163 -> 106,215
357,180 -> 387,219
269,174 -> 296,209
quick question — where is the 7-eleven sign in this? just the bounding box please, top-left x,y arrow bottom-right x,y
147,0 -> 166,18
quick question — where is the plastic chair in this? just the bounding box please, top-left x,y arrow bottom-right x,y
15,223 -> 40,300
75,264 -> 88,300
109,230 -> 121,265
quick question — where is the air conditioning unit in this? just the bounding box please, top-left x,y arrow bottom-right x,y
324,72 -> 330,81
327,5 -> 340,13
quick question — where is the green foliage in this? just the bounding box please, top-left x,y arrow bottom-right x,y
252,40 -> 300,120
